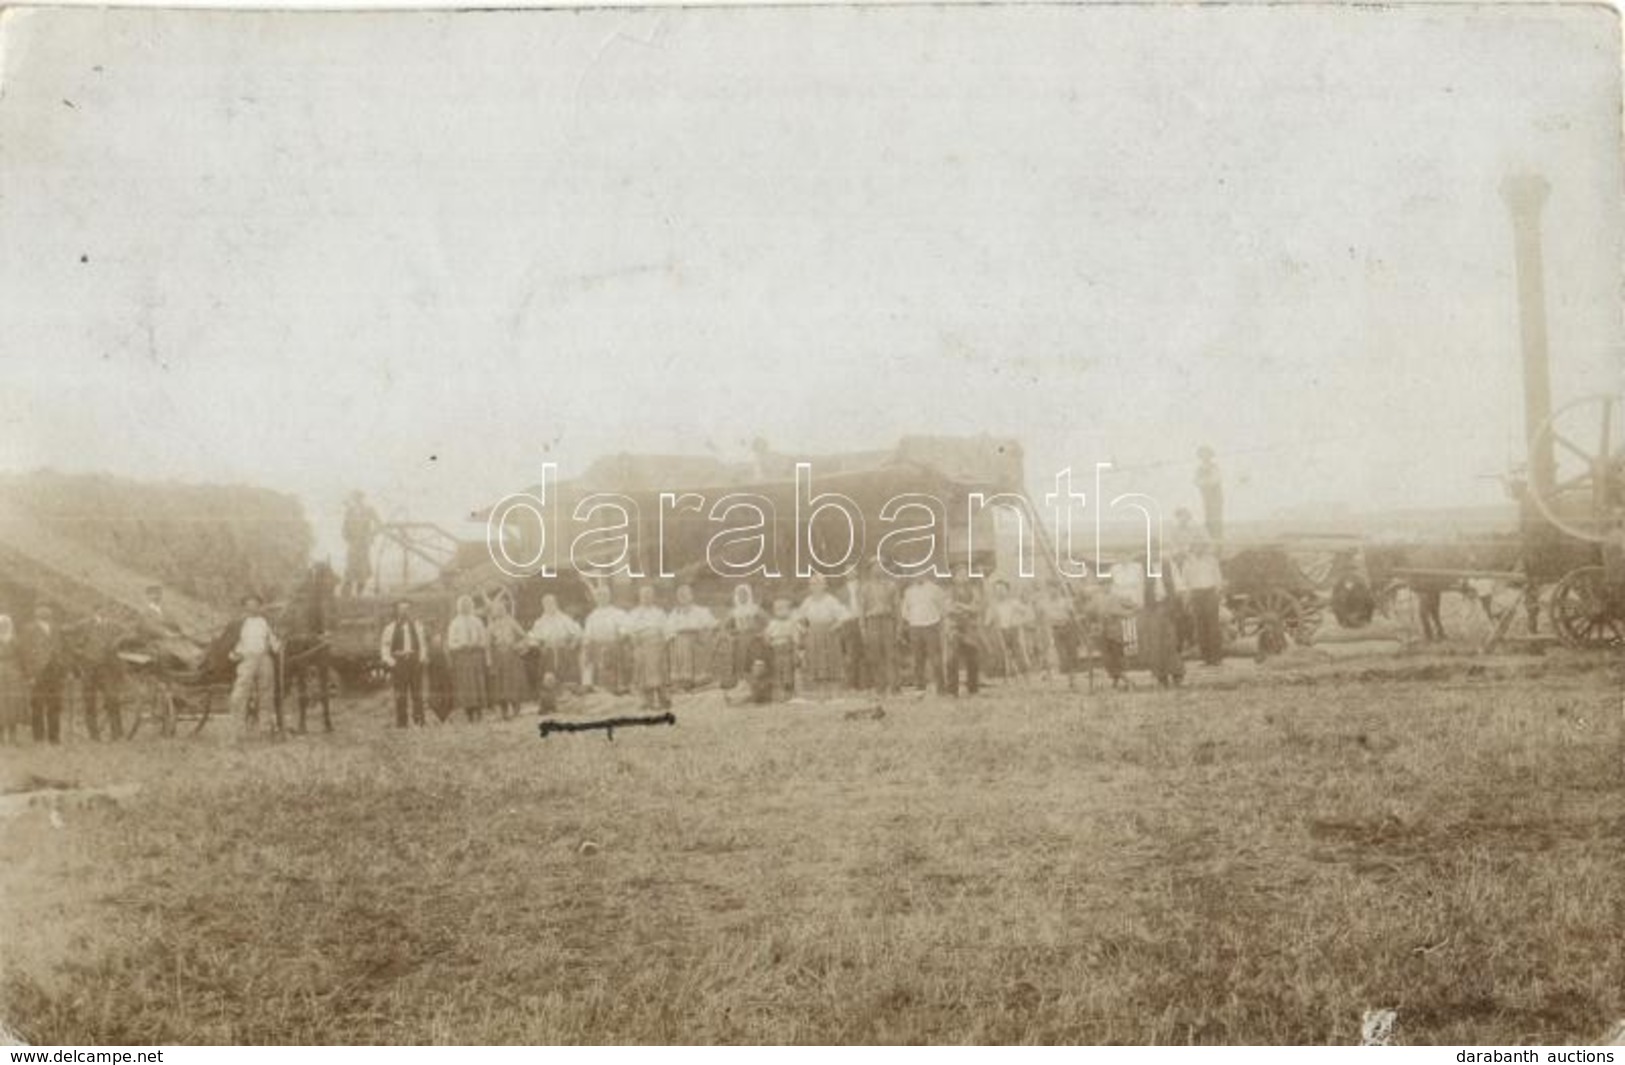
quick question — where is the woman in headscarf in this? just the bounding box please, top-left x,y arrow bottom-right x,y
720,583 -> 765,689
665,584 -> 717,691
624,585 -> 671,711
445,595 -> 489,722
526,593 -> 583,694
486,598 -> 529,719
798,573 -> 851,697
0,615 -> 25,745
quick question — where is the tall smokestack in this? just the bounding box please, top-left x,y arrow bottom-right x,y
1502,174 -> 1556,500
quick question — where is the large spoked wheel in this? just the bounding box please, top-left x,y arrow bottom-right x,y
1293,595 -> 1323,646
1235,589 -> 1316,650
1530,394 -> 1625,544
122,671 -> 179,739
1549,566 -> 1625,649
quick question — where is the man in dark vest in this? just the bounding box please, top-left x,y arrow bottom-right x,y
378,600 -> 427,728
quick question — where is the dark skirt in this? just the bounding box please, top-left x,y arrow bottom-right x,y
489,645 -> 527,705
450,647 -> 488,710
631,634 -> 668,692
804,624 -> 845,685
1137,607 -> 1184,685
669,631 -> 711,688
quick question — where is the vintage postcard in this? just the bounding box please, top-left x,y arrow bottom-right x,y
0,2 -> 1620,1048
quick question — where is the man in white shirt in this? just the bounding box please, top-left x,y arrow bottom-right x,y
1180,540 -> 1226,665
900,574 -> 947,693
229,594 -> 282,735
379,599 -> 428,727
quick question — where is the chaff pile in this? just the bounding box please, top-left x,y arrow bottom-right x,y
0,471 -> 312,608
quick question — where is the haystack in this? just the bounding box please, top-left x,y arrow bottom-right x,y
0,471 -> 312,612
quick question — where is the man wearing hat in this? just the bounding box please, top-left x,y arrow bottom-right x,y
1194,447 -> 1224,544
22,603 -> 65,743
228,593 -> 282,735
378,599 -> 428,728
341,491 -> 380,598
141,585 -> 173,632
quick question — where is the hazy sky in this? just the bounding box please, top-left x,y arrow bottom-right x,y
2,5 -> 1620,557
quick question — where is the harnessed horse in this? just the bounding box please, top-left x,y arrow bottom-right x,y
279,562 -> 337,732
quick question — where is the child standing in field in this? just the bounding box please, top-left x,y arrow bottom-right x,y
763,598 -> 800,702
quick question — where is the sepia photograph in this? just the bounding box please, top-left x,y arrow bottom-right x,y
0,1 -> 1621,1047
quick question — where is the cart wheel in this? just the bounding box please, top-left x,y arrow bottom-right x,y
1549,566 -> 1625,649
1293,596 -> 1323,646
1255,590 -> 1300,633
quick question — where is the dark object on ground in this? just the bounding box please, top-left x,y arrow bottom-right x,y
538,712 -> 676,741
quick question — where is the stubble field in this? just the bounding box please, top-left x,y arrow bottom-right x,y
1,651 -> 1621,1045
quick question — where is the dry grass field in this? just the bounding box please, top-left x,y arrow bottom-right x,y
1,651 -> 1620,1045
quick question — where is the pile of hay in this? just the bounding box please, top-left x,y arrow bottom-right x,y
0,471 -> 312,607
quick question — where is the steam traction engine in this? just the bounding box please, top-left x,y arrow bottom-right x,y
1498,175 -> 1624,650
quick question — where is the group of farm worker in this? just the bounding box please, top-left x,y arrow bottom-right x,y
372,537 -> 1230,728
373,564 -> 1072,727
359,444 -> 1233,724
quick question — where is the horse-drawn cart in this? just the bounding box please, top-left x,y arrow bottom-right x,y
117,652 -> 230,738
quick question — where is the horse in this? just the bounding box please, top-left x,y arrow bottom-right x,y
278,562 -> 337,733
